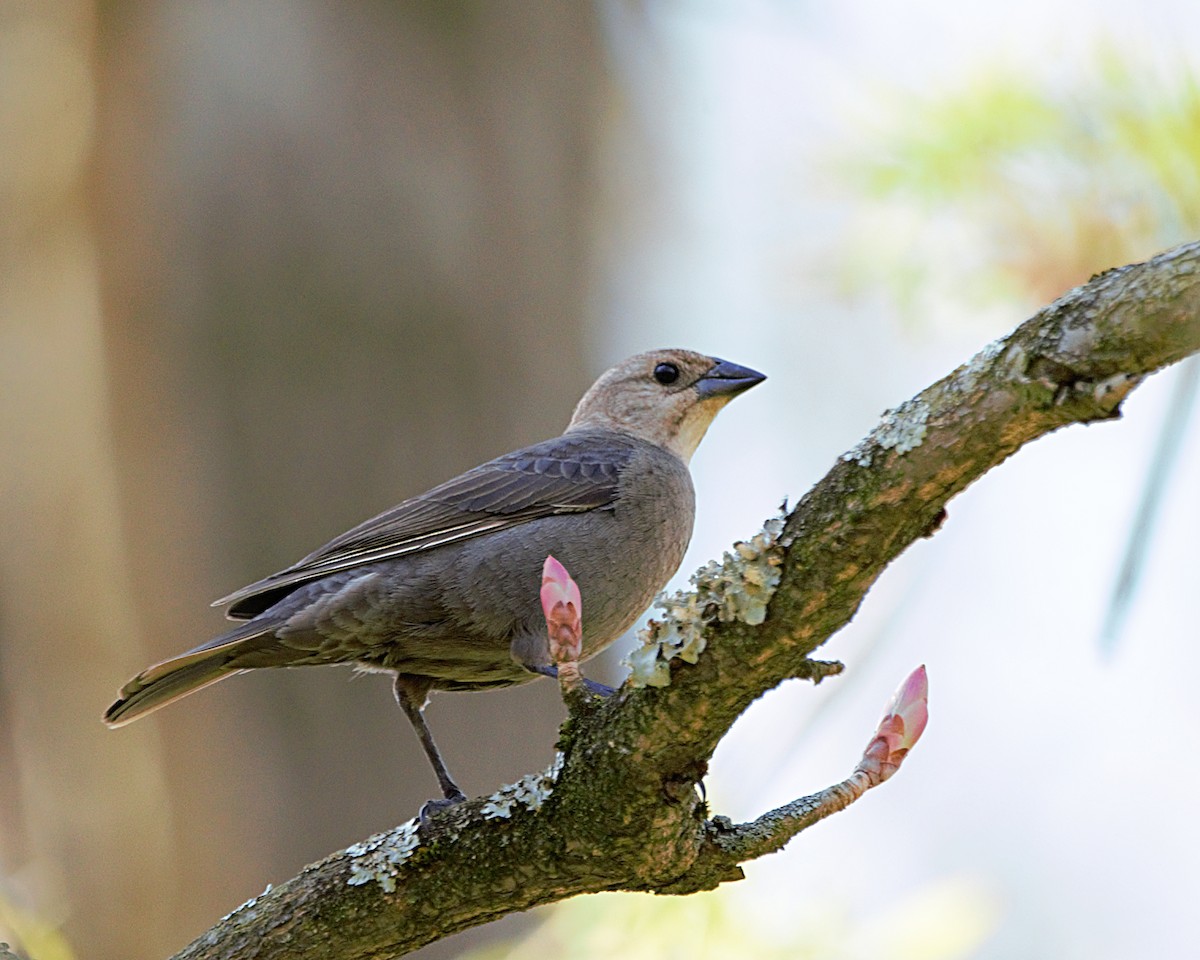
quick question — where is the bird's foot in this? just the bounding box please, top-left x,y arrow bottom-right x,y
418,790 -> 467,823
525,662 -> 615,697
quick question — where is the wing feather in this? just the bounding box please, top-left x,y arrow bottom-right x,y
216,431 -> 636,618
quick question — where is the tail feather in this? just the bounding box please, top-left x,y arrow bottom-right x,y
104,622 -> 272,727
104,658 -> 238,727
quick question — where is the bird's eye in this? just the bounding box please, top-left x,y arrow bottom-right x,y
653,362 -> 680,385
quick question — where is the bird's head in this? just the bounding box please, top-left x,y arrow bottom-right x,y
565,349 -> 765,462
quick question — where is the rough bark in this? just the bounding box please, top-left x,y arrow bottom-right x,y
171,241 -> 1200,959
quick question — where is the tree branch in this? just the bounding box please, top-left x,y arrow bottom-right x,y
172,241 -> 1200,960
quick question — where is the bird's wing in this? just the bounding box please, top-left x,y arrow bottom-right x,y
216,432 -> 634,619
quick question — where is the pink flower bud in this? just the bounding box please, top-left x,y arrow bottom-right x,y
541,555 -> 582,664
856,665 -> 928,784
881,664 -> 929,752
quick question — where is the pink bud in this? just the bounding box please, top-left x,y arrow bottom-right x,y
856,665 -> 929,784
881,664 -> 929,752
541,555 -> 582,664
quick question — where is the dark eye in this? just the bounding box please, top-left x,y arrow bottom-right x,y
653,362 -> 680,385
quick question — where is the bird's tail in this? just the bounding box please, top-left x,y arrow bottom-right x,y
103,622 -> 270,727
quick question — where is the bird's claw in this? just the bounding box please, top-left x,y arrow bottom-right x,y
418,791 -> 467,822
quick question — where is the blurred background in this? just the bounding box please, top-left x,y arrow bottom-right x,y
2,1 -> 1198,958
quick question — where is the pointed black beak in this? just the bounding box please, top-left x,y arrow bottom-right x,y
695,358 -> 767,399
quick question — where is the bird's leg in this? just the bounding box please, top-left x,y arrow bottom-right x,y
392,674 -> 467,813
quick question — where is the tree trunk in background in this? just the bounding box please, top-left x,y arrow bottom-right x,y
7,2 -> 607,957
0,5 -> 177,959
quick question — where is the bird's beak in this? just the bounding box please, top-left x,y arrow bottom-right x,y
695,358 -> 767,398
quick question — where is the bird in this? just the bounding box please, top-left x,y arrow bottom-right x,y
104,349 -> 765,807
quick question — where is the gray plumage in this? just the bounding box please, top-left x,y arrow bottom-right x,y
104,348 -> 764,803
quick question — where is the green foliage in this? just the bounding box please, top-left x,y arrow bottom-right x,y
840,46 -> 1200,311
859,76 -> 1062,203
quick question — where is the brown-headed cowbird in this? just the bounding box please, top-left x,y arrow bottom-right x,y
104,349 -> 764,805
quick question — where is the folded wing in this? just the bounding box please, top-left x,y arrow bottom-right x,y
216,431 -> 633,619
